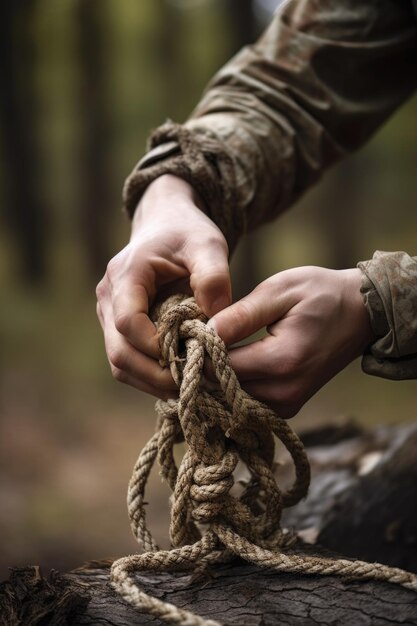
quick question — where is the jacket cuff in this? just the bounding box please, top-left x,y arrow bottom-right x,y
357,251 -> 417,380
122,122 -> 243,251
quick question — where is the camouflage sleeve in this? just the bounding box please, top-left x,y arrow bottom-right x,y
358,252 -> 417,380
123,0 -> 417,251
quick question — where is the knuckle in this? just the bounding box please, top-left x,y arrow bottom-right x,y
186,230 -> 221,250
204,232 -> 227,253
95,278 -> 106,301
110,365 -> 128,383
228,299 -> 254,329
114,312 -> 130,336
150,368 -> 175,392
108,347 -> 126,371
106,255 -> 122,281
185,234 -> 228,267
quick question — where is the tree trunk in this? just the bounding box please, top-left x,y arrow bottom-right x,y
317,158 -> 361,270
76,0 -> 113,283
0,1 -> 48,285
2,421 -> 417,625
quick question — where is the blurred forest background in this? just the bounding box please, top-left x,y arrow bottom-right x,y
0,0 -> 416,578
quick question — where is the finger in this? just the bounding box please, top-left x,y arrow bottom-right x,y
187,242 -> 232,318
227,328 -> 307,381
204,335 -> 281,383
110,367 -> 178,402
111,281 -> 160,360
208,279 -> 294,346
226,337 -> 278,380
241,379 -> 303,420
104,322 -> 177,391
102,290 -> 177,392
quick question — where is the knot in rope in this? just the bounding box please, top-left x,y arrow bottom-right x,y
111,296 -> 417,626
153,295 -> 310,546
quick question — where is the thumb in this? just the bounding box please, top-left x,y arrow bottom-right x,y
188,243 -> 232,318
208,281 -> 292,347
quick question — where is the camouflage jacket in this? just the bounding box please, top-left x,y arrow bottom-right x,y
124,0 -> 417,380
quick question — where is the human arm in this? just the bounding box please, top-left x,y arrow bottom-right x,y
206,265 -> 374,418
96,174 -> 231,399
98,0 -> 417,394
124,0 -> 417,246
207,252 -> 417,417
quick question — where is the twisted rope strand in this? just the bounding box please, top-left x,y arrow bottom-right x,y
111,296 -> 417,625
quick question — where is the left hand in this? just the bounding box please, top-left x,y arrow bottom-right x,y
208,266 -> 375,418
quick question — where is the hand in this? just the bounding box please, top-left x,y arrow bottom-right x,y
96,174 -> 231,399
208,266 -> 374,418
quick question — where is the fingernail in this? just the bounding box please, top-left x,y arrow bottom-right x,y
206,318 -> 217,331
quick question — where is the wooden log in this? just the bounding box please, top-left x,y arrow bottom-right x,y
2,559 -> 417,625
2,421 -> 417,625
283,421 -> 417,572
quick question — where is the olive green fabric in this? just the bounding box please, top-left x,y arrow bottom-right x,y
124,0 -> 417,379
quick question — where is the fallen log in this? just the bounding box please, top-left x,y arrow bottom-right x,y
2,421 -> 417,626
284,420 -> 417,573
2,557 -> 417,626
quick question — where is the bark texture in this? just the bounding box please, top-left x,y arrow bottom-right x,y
2,559 -> 417,626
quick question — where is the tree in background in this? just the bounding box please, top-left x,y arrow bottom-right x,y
76,0 -> 113,282
0,1 -> 48,285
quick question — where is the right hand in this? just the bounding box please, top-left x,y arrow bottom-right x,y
96,174 -> 232,399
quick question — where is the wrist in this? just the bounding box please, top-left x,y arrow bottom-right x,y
143,173 -> 195,200
342,268 -> 375,350
132,175 -> 206,233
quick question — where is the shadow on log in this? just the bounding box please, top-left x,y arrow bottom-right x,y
2,421 -> 417,625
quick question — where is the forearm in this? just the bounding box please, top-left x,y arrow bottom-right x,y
124,0 -> 417,250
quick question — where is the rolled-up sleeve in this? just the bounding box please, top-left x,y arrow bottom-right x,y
123,0 -> 417,251
358,252 -> 417,379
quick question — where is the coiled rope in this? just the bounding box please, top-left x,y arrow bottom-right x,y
111,295 -> 417,625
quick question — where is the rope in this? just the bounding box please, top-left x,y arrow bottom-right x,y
111,295 -> 417,625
